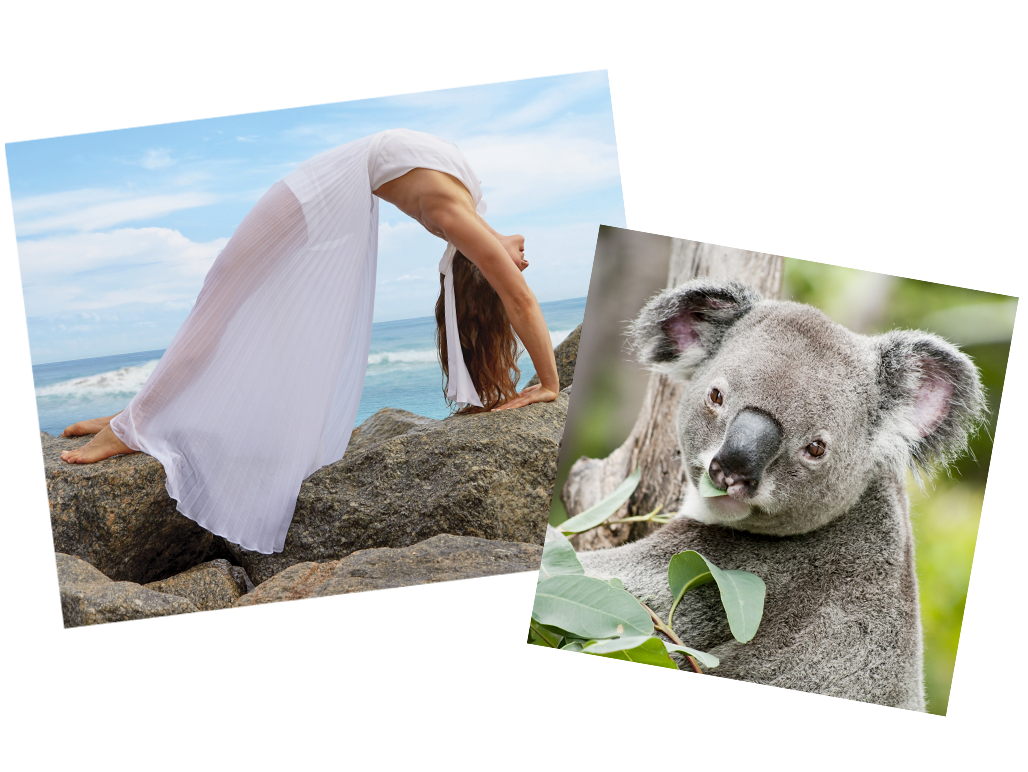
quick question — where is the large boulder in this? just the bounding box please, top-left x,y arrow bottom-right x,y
38,331 -> 573,590
42,434 -> 227,584
229,388 -> 570,584
144,559 -> 249,611
526,323 -> 581,390
56,552 -> 198,628
236,534 -> 542,606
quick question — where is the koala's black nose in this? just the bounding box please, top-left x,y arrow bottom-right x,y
709,408 -> 783,495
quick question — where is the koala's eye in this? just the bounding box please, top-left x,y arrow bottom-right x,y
805,440 -> 827,458
709,388 -> 723,406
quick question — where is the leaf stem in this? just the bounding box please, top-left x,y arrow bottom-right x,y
641,604 -> 682,645
528,621 -> 558,648
667,573 -> 711,628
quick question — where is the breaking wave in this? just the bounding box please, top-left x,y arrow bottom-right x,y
35,360 -> 160,398
550,329 -> 574,347
366,349 -> 438,366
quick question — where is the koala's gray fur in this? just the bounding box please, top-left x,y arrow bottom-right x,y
578,279 -> 986,711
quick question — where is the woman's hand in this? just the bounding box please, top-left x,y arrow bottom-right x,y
492,383 -> 559,411
496,232 -> 528,271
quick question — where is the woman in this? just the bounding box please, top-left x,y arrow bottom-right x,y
59,129 -> 560,555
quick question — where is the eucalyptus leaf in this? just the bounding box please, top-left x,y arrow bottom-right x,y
666,551 -> 715,626
528,620 -> 564,649
533,574 -> 653,640
699,470 -> 729,497
560,641 -> 585,652
666,550 -> 766,643
706,562 -> 766,643
563,637 -> 590,647
606,577 -> 624,590
580,635 -> 653,654
538,531 -> 584,582
588,637 -> 674,666
559,467 -> 642,534
663,642 -> 720,669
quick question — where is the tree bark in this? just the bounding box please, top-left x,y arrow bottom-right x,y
564,239 -> 785,551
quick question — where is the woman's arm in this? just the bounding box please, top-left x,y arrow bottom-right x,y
374,169 -> 559,409
434,204 -> 559,409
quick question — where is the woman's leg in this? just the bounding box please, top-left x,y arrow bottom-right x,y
62,412 -> 120,437
60,180 -> 307,464
60,423 -> 136,463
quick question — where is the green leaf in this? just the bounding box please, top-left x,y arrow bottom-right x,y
663,642 -> 720,669
533,574 -> 654,640
606,577 -> 624,590
707,564 -> 766,643
537,531 -> 584,582
583,637 -> 678,666
666,551 -> 715,626
698,470 -> 728,497
666,550 -> 766,643
559,467 -> 642,534
575,631 -> 720,670
528,620 -> 564,648
580,635 -> 653,653
560,641 -> 585,652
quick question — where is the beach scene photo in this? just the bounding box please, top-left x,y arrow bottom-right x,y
8,71 -> 624,625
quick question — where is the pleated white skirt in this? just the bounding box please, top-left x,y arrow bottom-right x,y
110,136 -> 379,554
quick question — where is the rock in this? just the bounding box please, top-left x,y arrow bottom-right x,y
236,534 -> 543,606
41,367 -> 568,588
228,387 -> 570,584
144,559 -> 248,611
56,553 -> 198,628
41,433 -> 229,584
346,408 -> 441,452
526,323 -> 581,390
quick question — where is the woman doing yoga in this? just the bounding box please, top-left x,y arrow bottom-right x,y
59,129 -> 560,554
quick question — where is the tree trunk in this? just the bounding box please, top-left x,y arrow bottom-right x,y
564,239 -> 785,551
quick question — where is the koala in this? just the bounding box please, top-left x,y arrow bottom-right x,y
578,278 -> 986,711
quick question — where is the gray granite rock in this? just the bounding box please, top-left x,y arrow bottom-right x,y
346,408 -> 441,452
56,552 -> 198,628
41,433 -> 228,584
145,559 -> 248,611
526,323 -> 581,390
40,346 -> 569,589
228,388 -> 569,584
236,534 -> 542,606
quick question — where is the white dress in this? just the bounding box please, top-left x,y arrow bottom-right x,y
109,129 -> 487,554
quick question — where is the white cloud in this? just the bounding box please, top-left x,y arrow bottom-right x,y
140,148 -> 175,169
476,74 -> 611,133
18,227 -> 228,316
13,190 -> 222,236
458,124 -> 621,217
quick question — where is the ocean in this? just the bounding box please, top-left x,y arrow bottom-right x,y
31,296 -> 586,437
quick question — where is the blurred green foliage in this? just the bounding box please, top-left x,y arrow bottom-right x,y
549,367 -> 628,525
912,481 -> 1015,715
785,225 -> 1019,719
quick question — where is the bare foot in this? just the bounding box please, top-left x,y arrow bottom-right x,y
63,413 -> 120,438
61,424 -> 138,464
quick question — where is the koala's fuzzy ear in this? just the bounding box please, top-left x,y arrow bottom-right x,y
629,279 -> 762,375
874,330 -> 988,481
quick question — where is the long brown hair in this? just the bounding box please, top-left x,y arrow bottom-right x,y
435,251 -> 522,413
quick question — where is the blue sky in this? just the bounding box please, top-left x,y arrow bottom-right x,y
7,71 -> 624,364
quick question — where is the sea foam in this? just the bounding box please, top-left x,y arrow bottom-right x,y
366,349 -> 438,366
35,360 -> 160,398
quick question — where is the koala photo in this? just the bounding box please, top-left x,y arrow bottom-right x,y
546,227 -> 1015,714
